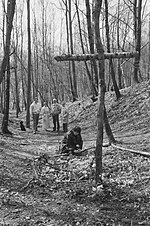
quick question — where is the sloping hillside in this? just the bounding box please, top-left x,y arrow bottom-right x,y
107,82 -> 150,133
68,81 -> 150,151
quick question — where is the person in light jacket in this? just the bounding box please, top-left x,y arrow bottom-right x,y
30,97 -> 41,134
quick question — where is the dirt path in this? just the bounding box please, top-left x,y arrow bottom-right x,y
0,129 -> 97,226
0,130 -> 63,158
0,126 -> 97,160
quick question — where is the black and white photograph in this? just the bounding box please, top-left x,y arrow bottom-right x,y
0,0 -> 150,225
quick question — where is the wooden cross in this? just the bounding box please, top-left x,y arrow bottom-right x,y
54,50 -> 139,184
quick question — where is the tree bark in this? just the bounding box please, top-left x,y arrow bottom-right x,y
104,106 -> 115,144
117,0 -> 122,89
0,0 -> 16,133
26,0 -> 31,128
133,0 -> 142,83
148,14 -> 150,80
85,0 -> 99,90
14,50 -> 20,117
93,0 -> 104,184
33,13 -> 39,99
104,0 -> 121,100
0,0 -> 16,84
20,10 -> 26,110
75,0 -> 97,97
68,0 -> 78,101
63,0 -> 76,101
1,57 -> 12,134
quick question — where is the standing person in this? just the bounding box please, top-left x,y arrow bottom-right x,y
41,101 -> 50,131
30,97 -> 41,134
62,102 -> 69,133
51,98 -> 62,132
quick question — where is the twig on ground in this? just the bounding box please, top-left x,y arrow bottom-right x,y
49,146 -> 95,157
20,178 -> 35,191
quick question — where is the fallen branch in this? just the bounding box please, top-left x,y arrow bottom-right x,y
111,143 -> 150,157
49,146 -> 95,158
20,178 -> 35,191
49,144 -> 112,158
78,146 -> 95,153
20,177 -> 44,191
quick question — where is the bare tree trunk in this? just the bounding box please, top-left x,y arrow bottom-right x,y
0,6 -> 6,113
41,0 -> 47,100
59,11 -> 63,55
0,84 -> 3,113
20,6 -> 26,111
148,14 -> 150,80
104,106 -> 115,143
68,0 -> 78,101
133,0 -> 138,83
63,0 -> 75,101
14,50 -> 20,117
133,0 -> 142,83
1,0 -> 16,133
104,0 -> 121,100
1,80 -> 5,113
117,0 -> 122,89
26,0 -> 31,128
33,13 -> 39,98
75,0 -> 97,97
85,0 -> 99,91
1,57 -> 12,134
13,8 -> 20,117
0,0 -> 16,84
93,0 -> 105,184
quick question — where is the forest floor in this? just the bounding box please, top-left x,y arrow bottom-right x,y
1,81 -> 150,225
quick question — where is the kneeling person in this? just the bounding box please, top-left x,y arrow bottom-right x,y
61,126 -> 83,155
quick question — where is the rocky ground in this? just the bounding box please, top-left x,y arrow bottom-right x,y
0,81 -> 150,225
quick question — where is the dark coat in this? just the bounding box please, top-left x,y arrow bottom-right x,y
67,130 -> 83,150
62,130 -> 83,153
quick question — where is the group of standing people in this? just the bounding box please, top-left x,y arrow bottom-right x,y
30,96 -> 83,155
30,97 -> 69,134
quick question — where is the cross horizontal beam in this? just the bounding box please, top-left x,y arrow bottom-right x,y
55,51 -> 139,62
